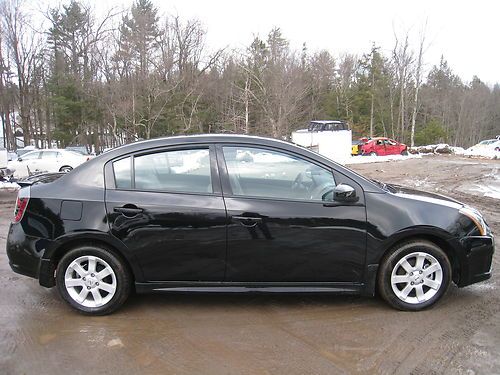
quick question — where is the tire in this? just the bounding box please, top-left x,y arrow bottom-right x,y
378,240 -> 451,311
369,151 -> 377,156
401,150 -> 409,156
56,245 -> 132,315
59,166 -> 73,173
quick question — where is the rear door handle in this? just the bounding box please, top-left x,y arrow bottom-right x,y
232,216 -> 262,227
114,205 -> 143,217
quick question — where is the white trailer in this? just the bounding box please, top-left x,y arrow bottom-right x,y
292,121 -> 352,164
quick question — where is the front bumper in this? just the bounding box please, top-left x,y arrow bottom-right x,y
6,222 -> 55,287
454,235 -> 494,287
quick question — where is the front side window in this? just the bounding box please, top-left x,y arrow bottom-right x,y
113,149 -> 212,193
223,146 -> 335,201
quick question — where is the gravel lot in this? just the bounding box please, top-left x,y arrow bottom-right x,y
0,155 -> 499,374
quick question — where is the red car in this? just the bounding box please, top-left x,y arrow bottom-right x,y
360,137 -> 408,156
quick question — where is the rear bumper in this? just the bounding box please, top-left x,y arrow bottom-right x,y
454,235 -> 494,287
6,222 -> 55,287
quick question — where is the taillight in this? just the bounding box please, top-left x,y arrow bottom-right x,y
13,196 -> 29,223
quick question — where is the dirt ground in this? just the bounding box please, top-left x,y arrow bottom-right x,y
0,155 -> 499,375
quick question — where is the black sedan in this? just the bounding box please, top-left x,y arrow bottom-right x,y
6,135 -> 494,315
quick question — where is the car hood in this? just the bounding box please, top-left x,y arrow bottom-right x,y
387,184 -> 464,209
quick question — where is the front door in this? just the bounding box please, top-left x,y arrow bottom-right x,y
105,145 -> 227,282
384,139 -> 399,155
218,145 -> 367,283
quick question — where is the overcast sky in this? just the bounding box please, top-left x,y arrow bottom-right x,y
44,0 -> 500,85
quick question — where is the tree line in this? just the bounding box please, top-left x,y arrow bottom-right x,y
0,0 -> 498,153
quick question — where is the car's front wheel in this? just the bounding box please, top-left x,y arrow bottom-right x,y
378,240 -> 451,311
59,165 -> 73,173
56,245 -> 131,315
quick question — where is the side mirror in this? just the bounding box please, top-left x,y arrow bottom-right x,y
333,184 -> 358,202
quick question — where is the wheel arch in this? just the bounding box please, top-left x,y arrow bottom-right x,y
44,232 -> 143,284
377,230 -> 461,285
59,165 -> 73,172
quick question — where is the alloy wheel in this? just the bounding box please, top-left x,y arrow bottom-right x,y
390,251 -> 443,304
64,255 -> 117,308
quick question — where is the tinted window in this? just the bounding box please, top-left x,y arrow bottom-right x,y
134,149 -> 212,193
113,157 -> 131,189
223,146 -> 335,201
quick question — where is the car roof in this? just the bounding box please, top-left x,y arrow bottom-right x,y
109,134 -> 295,155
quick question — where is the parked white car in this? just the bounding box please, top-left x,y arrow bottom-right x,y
8,149 -> 90,178
465,139 -> 500,158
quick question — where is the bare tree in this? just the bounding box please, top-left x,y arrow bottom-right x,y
410,23 -> 428,147
392,30 -> 414,141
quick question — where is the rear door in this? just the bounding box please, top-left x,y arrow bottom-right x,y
104,145 -> 228,282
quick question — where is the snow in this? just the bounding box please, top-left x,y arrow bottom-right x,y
411,143 -> 465,155
0,181 -> 19,191
169,150 -> 210,174
472,185 -> 500,199
472,168 -> 500,199
345,153 -> 422,165
251,151 -> 290,163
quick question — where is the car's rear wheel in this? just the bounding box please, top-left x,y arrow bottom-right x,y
401,150 -> 409,156
56,245 -> 131,315
369,151 -> 377,156
378,240 -> 451,311
59,166 -> 73,173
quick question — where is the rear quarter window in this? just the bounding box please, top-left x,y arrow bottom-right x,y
113,157 -> 132,189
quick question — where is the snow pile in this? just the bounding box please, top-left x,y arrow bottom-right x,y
411,143 -> 499,159
410,144 -> 465,155
345,153 -> 422,165
0,180 -> 19,191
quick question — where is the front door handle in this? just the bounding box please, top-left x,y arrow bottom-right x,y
114,205 -> 143,217
232,216 -> 262,227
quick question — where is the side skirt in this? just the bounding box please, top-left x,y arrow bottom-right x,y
135,281 -> 364,295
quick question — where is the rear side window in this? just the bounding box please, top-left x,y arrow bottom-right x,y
113,157 -> 131,189
113,149 -> 212,194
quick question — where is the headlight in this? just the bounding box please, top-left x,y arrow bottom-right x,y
459,206 -> 488,236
